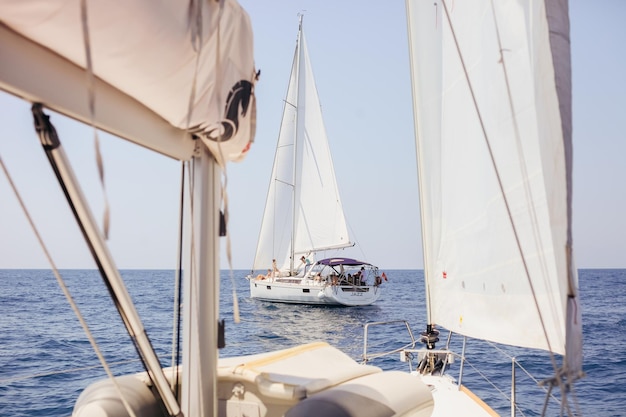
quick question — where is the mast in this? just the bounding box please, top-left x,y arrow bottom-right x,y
181,146 -> 221,416
290,14 -> 304,275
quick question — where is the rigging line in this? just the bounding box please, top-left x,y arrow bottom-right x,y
181,155 -> 197,412
39,106 -> 184,416
170,161 -> 186,396
212,0 -> 241,324
186,0 -> 241,333
489,3 -> 552,263
488,0 -> 562,366
32,104 -> 181,416
461,356 -> 520,414
485,340 -> 561,404
487,9 -> 581,414
79,0 -> 110,239
0,154 -> 138,417
440,0 -> 560,375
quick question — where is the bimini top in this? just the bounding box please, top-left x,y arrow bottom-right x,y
317,258 -> 373,267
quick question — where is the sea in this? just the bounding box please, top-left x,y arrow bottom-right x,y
0,269 -> 624,417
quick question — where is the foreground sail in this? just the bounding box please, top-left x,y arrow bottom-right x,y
394,0 -> 583,414
247,17 -> 383,306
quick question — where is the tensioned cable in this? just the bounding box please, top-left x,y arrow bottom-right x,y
185,3 -> 239,325
69,8 -> 184,413
481,0 -> 566,383
170,161 -> 186,396
208,0 -> 241,324
482,0 -> 580,414
0,155 -> 137,417
484,339 -> 561,405
182,156 -> 199,412
487,0 -> 558,330
79,0 -> 109,239
175,2 -> 203,406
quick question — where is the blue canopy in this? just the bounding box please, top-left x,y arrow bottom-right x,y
317,258 -> 373,267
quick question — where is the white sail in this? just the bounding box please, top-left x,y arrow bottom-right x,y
406,0 -> 582,374
0,0 -> 257,164
253,19 -> 351,274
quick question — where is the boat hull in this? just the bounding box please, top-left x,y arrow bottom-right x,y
249,278 -> 381,306
74,343 -> 435,417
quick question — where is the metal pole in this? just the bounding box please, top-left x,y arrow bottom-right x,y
33,104 -> 181,416
458,336 -> 467,387
511,357 -> 516,417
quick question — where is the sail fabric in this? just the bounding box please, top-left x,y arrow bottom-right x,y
406,0 -> 582,372
253,21 -> 351,274
0,0 -> 257,164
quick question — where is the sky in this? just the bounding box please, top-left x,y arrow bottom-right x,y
0,0 -> 624,270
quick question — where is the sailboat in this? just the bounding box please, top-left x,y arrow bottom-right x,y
1,0 -> 584,415
359,0 -> 583,415
1,3 -> 428,417
247,17 -> 383,307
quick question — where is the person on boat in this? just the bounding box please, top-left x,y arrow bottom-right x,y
358,267 -> 367,285
300,255 -> 311,275
374,271 -> 387,286
271,259 -> 279,279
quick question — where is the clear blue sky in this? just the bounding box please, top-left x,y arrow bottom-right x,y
0,0 -> 624,270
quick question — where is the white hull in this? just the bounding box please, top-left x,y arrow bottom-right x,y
74,342 -> 438,417
422,375 -> 498,417
249,277 -> 381,306
73,342 -> 497,417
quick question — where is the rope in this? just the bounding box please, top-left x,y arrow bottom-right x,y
79,0 -> 110,240
487,5 -> 581,414
185,0 -> 240,325
487,0 -> 563,367
213,0 -> 240,324
0,154 -> 137,417
483,340 -> 561,407
170,161 -> 186,395
218,2 -> 243,325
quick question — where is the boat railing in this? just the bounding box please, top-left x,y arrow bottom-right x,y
361,320 -> 417,364
362,321 -> 565,416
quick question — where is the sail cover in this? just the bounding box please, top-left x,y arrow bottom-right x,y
253,21 -> 351,274
406,0 -> 582,372
0,0 -> 256,163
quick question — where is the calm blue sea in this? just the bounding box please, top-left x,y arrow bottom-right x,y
0,269 -> 624,417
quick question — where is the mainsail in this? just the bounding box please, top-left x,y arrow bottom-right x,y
253,18 -> 351,274
406,0 -> 582,376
